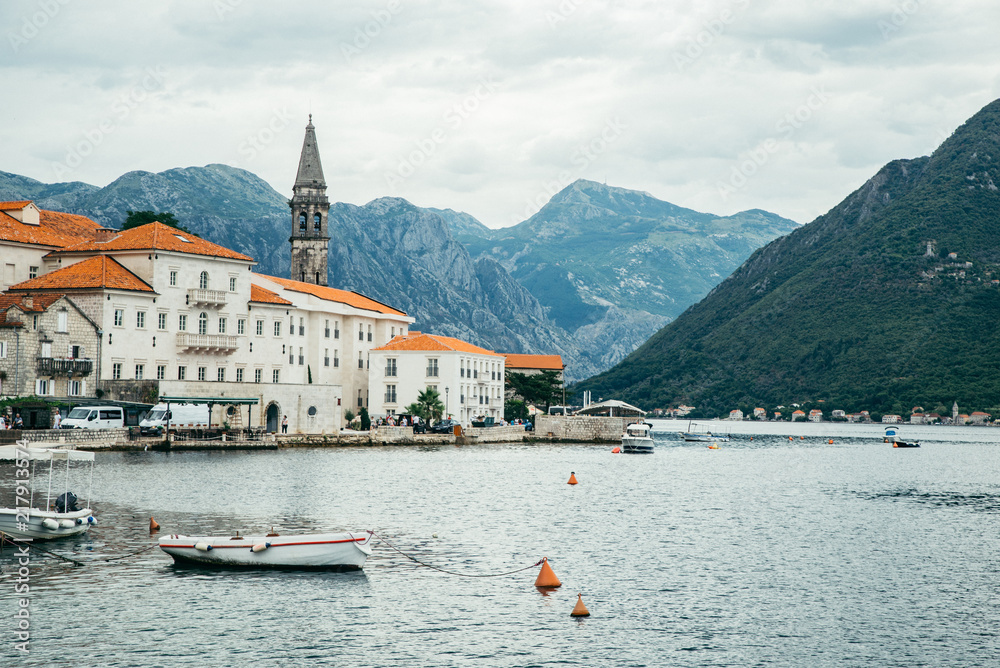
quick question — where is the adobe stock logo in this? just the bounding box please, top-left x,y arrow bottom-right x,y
8,0 -> 74,53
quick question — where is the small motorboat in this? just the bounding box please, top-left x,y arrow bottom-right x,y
892,440 -> 920,448
158,531 -> 373,570
680,421 -> 730,442
884,426 -> 919,448
621,422 -> 654,453
0,443 -> 96,541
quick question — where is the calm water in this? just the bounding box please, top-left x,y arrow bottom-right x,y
3,425 -> 1000,667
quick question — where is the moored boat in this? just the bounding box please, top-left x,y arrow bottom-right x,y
680,421 -> 730,442
884,425 -> 920,448
0,443 -> 96,541
621,422 -> 654,453
158,531 -> 373,570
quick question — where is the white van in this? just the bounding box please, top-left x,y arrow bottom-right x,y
61,406 -> 125,430
139,402 -> 210,435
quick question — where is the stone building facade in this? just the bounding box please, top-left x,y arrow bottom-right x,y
289,115 -> 330,286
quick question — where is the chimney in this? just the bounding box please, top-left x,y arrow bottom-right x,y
22,295 -> 33,309
95,228 -> 117,242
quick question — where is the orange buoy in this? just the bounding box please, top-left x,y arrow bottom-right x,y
708,443 -> 719,449
788,436 -> 793,441
535,557 -> 562,588
571,593 -> 591,617
750,437 -> 753,441
149,517 -> 160,532
568,472 -> 578,485
828,439 -> 833,444
800,436 -> 804,440
611,447 -> 620,454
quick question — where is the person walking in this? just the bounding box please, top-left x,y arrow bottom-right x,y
53,411 -> 62,429
281,415 -> 288,434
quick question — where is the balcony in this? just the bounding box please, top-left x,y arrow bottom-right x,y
36,357 -> 93,377
175,333 -> 239,353
187,289 -> 227,306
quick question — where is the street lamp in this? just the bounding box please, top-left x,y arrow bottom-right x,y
445,387 -> 449,419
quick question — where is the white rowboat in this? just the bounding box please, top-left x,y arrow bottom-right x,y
158,531 -> 373,570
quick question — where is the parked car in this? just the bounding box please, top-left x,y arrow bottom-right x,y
61,406 -> 125,430
430,419 -> 462,434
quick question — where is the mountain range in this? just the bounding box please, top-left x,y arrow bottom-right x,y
0,169 -> 797,381
577,98 -> 1000,415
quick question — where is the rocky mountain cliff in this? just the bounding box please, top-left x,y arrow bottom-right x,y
0,168 -> 797,381
577,98 -> 1000,414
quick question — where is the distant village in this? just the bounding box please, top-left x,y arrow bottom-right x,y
651,402 -> 994,425
0,118 -> 565,434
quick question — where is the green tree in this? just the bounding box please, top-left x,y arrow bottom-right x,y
122,210 -> 198,236
359,406 -> 371,431
504,399 -> 528,422
344,409 -> 355,424
404,402 -> 425,419
415,387 -> 445,422
506,370 -> 562,411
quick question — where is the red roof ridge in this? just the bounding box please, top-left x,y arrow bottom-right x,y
0,200 -> 33,210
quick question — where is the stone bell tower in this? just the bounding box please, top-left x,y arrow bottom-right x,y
289,114 -> 330,285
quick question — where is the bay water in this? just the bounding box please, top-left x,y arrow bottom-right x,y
3,423 -> 1000,667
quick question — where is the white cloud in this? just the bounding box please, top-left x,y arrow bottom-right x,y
1,0 -> 998,227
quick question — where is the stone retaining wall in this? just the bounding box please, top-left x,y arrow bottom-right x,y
0,428 -> 128,448
532,415 -> 626,442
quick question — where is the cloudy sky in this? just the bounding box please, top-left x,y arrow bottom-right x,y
2,0 -> 999,228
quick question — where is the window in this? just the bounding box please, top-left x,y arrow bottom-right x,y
334,320 -> 340,339
299,347 -> 304,366
333,349 -> 339,368
256,320 -> 264,336
385,358 -> 397,377
274,321 -> 281,337
114,309 -> 124,327
69,380 -> 83,396
218,317 -> 227,334
198,367 -> 206,381
35,379 -> 51,396
272,369 -> 280,383
41,342 -> 51,358
135,364 -> 144,380
229,277 -> 237,292
112,363 -> 122,380
358,390 -> 363,407
324,349 -> 329,367
314,212 -> 321,230
358,352 -> 364,369
29,266 -> 38,279
178,366 -> 186,380
57,310 -> 68,332
359,324 -> 364,341
367,325 -> 372,342
199,271 -> 209,289
32,315 -> 37,330
178,314 -> 187,331
325,319 -> 330,338
289,352 -> 295,364
385,385 -> 397,404
427,358 -> 439,377
157,313 -> 167,330
290,315 -> 294,334
0,341 -> 5,358
237,319 -> 245,335
198,312 -> 208,335
217,367 -> 225,382
299,317 -> 304,336
391,326 -> 396,338
254,368 -> 262,383
236,367 -> 244,382
136,311 -> 146,329
169,270 -> 177,286
298,212 -> 306,232
157,365 -> 166,380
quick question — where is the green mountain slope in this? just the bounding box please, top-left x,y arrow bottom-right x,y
577,98 -> 1000,416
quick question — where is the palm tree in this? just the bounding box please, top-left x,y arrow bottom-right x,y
416,387 -> 445,422
404,402 -> 425,419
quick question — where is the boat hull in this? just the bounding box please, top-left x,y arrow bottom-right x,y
621,436 -> 654,453
0,508 -> 94,541
158,532 -> 373,570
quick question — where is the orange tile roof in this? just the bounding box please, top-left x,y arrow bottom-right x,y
0,200 -> 33,210
373,332 -> 503,357
259,274 -> 407,316
0,293 -> 65,313
250,283 -> 293,305
7,255 -> 154,293
55,222 -> 253,261
503,354 -> 564,370
0,207 -> 103,248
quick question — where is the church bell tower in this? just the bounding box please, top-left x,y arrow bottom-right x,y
289,115 -> 330,285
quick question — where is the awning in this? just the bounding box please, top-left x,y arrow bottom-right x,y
158,396 -> 259,405
0,445 -> 95,462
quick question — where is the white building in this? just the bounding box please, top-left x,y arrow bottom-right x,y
368,331 -> 505,425
3,222 -> 412,434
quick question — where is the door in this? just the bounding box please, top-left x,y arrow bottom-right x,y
266,404 -> 279,433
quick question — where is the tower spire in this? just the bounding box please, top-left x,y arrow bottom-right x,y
289,116 -> 330,286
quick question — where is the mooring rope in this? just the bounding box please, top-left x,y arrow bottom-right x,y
367,530 -> 543,578
0,530 -> 86,567
101,544 -> 157,562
